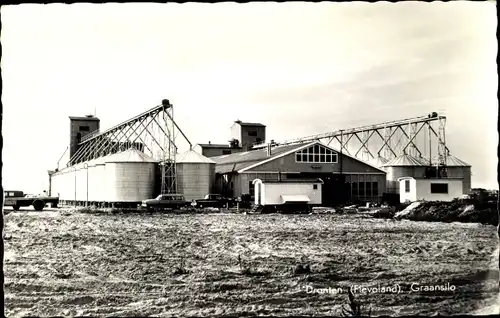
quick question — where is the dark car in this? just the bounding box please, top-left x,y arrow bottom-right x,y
193,194 -> 235,209
141,194 -> 190,211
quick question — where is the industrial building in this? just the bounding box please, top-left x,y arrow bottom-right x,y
50,101 -> 217,207
398,177 -> 464,203
195,120 -> 267,157
382,154 -> 471,195
47,101 -> 472,208
211,141 -> 387,205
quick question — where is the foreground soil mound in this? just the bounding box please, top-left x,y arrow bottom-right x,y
373,198 -> 498,226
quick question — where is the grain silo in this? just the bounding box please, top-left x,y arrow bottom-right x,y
176,150 -> 216,201
75,163 -> 87,202
381,154 -> 429,193
104,148 -> 157,203
94,158 -> 106,202
444,155 -> 472,194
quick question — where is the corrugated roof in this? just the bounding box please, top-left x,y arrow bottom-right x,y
176,150 -> 215,164
197,143 -> 233,148
369,156 -> 390,167
233,121 -> 266,127
104,148 -> 157,163
445,155 -> 471,167
213,141 -> 386,174
213,143 -> 305,173
262,178 -> 324,184
69,116 -> 100,121
381,154 -> 429,167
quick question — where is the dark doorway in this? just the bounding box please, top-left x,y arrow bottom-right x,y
296,173 -> 349,206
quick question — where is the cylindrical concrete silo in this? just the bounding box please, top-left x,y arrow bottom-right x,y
104,148 -> 157,202
94,158 -> 106,203
381,154 -> 428,194
176,150 -> 216,201
86,158 -> 98,202
75,163 -> 87,202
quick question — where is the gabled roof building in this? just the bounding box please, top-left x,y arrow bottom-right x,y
211,141 -> 387,205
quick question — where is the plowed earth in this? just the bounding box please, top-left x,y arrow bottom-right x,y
3,208 -> 499,317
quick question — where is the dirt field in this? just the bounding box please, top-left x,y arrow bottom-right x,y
3,208 -> 499,317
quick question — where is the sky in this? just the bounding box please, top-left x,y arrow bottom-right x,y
1,1 -> 498,194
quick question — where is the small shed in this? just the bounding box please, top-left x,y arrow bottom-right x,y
398,177 -> 464,203
252,178 -> 323,208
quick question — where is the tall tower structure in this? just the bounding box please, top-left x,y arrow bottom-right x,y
69,115 -> 100,160
230,120 -> 266,151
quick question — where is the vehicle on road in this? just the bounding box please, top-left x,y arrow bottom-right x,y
3,190 -> 59,211
192,194 -> 235,209
141,194 -> 191,211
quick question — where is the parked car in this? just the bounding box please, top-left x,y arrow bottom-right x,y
141,194 -> 191,211
3,190 -> 59,211
192,194 -> 235,209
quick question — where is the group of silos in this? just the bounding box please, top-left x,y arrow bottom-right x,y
50,148 -> 216,205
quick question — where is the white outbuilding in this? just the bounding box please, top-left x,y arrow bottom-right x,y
252,178 -> 323,212
398,177 -> 464,203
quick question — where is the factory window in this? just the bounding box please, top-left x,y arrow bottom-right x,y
358,182 -> 365,196
352,182 -> 358,195
248,131 -> 258,136
430,183 -> 448,194
365,182 -> 372,196
222,150 -> 231,155
405,180 -> 410,193
79,125 -> 90,132
295,145 -> 338,163
313,184 -> 318,190
372,182 -> 378,195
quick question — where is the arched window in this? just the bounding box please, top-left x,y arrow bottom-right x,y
76,133 -> 82,144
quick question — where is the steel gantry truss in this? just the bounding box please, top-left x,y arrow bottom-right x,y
253,112 -> 450,166
68,99 -> 192,194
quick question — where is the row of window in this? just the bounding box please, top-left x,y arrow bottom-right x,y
295,153 -> 338,163
351,182 -> 379,196
295,145 -> 339,163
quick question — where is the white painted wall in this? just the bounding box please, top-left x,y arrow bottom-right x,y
253,179 -> 322,205
399,178 -> 463,203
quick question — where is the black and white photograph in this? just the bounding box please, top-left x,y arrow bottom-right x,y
1,1 -> 498,316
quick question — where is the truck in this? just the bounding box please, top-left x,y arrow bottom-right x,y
141,194 -> 191,211
192,194 -> 235,209
3,190 -> 59,211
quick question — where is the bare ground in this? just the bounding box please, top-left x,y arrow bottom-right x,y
3,209 -> 499,317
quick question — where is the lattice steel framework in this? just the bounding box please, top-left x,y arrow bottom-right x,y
253,113 -> 450,166
68,99 -> 192,194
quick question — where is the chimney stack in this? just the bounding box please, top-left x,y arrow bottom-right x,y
266,143 -> 272,157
